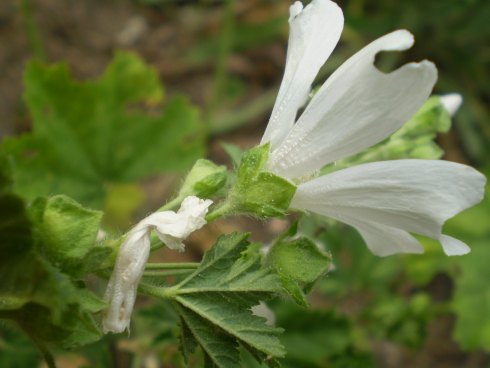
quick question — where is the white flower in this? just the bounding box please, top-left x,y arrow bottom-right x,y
262,0 -> 486,256
102,196 -> 212,333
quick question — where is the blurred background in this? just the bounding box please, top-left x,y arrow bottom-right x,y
0,0 -> 489,367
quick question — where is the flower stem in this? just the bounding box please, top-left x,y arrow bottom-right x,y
138,283 -> 178,300
158,195 -> 183,212
145,262 -> 199,270
205,202 -> 233,222
143,269 -> 193,277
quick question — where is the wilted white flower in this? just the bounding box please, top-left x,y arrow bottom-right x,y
262,0 -> 486,256
103,196 -> 212,333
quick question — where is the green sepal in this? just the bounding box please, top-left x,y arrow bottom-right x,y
179,159 -> 228,199
266,222 -> 331,306
228,144 -> 296,218
220,142 -> 243,168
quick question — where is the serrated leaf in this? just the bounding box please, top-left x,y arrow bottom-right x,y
168,233 -> 285,367
177,305 -> 240,367
2,51 -> 205,208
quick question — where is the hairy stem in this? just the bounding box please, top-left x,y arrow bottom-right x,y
145,262 -> 199,270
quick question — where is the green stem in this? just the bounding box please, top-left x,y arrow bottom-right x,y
138,283 -> 178,300
20,0 -> 46,61
158,195 -> 183,212
205,0 -> 236,125
205,202 -> 233,222
145,262 -> 199,270
143,269 -> 193,277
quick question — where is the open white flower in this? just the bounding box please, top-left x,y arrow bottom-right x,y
262,0 -> 485,256
103,196 -> 212,333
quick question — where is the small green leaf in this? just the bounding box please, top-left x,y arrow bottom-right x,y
227,144 -> 296,218
30,195 -> 110,277
179,159 -> 228,199
266,224 -> 331,306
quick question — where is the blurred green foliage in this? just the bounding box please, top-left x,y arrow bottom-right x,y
1,0 -> 489,367
2,52 -> 205,223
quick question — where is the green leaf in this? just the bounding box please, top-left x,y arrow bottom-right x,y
266,224 -> 331,306
0,168 -> 105,349
227,144 -> 296,218
160,233 -> 285,367
2,51 -> 205,209
29,195 -> 110,277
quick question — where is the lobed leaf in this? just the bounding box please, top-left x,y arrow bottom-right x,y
2,51 -> 205,209
164,233 -> 285,367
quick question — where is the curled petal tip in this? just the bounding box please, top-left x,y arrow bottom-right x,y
289,1 -> 303,20
440,93 -> 463,116
440,235 -> 471,256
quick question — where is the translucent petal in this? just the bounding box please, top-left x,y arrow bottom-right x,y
440,234 -> 470,256
261,0 -> 343,148
341,215 -> 424,256
440,93 -> 463,117
291,159 -> 486,255
269,30 -> 437,179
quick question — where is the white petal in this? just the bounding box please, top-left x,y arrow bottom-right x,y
291,159 -> 486,255
251,301 -> 276,326
269,30 -> 437,179
261,0 -> 343,148
440,93 -> 463,117
341,216 -> 424,256
102,196 -> 212,333
140,196 -> 212,249
103,228 -> 150,333
439,235 -> 470,256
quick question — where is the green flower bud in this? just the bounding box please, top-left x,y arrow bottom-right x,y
179,159 -> 228,199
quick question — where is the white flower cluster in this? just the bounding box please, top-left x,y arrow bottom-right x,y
262,0 -> 485,256
103,196 -> 212,333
